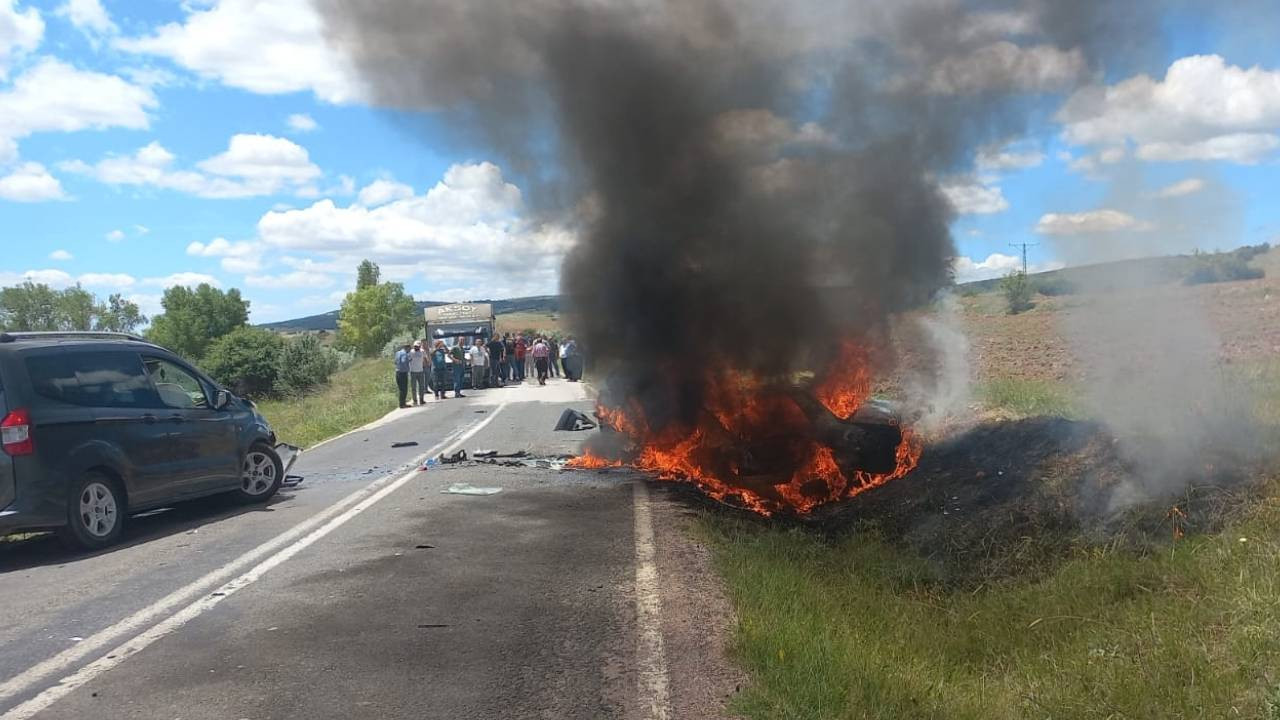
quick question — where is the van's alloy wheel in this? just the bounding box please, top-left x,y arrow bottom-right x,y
242,449 -> 278,496
78,481 -> 119,537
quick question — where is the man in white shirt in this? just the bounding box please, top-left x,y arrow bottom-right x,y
470,338 -> 488,389
408,341 -> 427,405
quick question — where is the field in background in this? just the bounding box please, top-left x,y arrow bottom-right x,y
255,358 -> 396,448
496,311 -> 564,336
707,248 -> 1280,718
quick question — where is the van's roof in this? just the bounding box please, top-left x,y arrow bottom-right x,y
0,332 -> 165,353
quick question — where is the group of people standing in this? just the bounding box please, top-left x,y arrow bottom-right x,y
393,333 -> 582,407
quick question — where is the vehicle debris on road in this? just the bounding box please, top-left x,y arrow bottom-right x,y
391,441 -> 419,448
442,483 -> 503,496
554,408 -> 597,431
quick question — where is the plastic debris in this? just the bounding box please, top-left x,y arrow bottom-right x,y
391,441 -> 419,448
473,449 -> 528,459
442,483 -> 502,495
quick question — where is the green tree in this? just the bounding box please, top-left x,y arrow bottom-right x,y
0,282 -> 61,330
336,282 -> 418,357
1000,271 -> 1035,315
146,284 -> 250,360
203,327 -> 285,397
276,333 -> 342,395
97,294 -> 146,333
56,286 -> 97,331
356,260 -> 381,290
0,282 -> 143,332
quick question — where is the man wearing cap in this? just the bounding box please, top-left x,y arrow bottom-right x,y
408,341 -> 427,405
394,343 -> 412,408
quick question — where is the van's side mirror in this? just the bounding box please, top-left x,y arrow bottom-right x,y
213,390 -> 231,410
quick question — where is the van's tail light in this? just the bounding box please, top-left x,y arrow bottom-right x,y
1,408 -> 33,456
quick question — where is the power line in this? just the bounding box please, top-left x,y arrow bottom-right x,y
1009,242 -> 1038,274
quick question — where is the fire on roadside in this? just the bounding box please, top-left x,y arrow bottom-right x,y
568,341 -> 922,515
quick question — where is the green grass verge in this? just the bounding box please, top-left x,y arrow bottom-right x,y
703,504 -> 1280,720
255,357 -> 398,448
977,377 -> 1080,418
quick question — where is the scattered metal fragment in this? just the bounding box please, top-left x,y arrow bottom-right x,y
438,449 -> 468,464
417,624 -> 449,629
391,441 -> 419,448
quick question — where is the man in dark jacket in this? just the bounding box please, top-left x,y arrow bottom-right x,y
486,335 -> 506,387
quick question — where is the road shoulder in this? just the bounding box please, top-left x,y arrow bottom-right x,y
648,484 -> 746,719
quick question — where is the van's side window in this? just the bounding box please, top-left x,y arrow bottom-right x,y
26,352 -> 158,408
142,358 -> 209,409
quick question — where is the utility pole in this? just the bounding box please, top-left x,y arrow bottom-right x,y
1009,242 -> 1038,274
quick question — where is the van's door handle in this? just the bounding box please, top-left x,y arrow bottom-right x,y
141,414 -> 157,424
168,414 -> 185,424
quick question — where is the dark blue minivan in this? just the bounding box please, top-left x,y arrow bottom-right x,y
0,332 -> 284,550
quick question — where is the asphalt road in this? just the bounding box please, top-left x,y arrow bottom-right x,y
0,377 -> 737,719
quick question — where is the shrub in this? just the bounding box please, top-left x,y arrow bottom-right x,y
277,334 -> 345,395
1000,271 -> 1035,314
203,327 -> 285,398
1033,275 -> 1077,296
1183,251 -> 1264,286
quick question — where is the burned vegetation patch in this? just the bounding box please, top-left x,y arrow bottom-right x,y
687,416 -> 1271,588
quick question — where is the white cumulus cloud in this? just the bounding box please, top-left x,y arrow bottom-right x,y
1035,209 -> 1155,236
940,177 -> 1009,215
953,252 -> 1064,283
105,228 -> 124,242
255,162 -> 569,296
78,272 -> 135,288
287,113 -> 317,132
115,0 -> 363,104
65,134 -> 322,199
186,237 -> 264,273
0,57 -> 155,146
0,0 -> 43,80
56,0 -> 116,36
1059,54 -> 1280,165
49,249 -> 72,260
356,178 -> 413,207
0,161 -> 64,201
1153,178 -> 1206,199
243,270 -> 334,289
142,272 -> 220,289
976,142 -> 1045,171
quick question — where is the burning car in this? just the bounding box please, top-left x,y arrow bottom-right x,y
571,342 -> 921,515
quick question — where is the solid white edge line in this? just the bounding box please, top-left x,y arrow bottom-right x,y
0,404 -> 507,720
632,481 -> 672,720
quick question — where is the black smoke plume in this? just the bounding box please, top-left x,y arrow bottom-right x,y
319,0 -> 1151,425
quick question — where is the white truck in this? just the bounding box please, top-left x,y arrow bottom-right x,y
424,303 -> 497,387
424,302 -> 496,344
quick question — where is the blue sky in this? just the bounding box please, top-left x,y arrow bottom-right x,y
2,1 -> 1279,323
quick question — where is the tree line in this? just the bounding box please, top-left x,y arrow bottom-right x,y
0,259 -> 421,398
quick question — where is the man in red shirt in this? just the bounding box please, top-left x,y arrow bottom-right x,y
513,335 -> 527,382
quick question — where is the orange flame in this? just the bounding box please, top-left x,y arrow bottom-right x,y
568,340 -> 921,515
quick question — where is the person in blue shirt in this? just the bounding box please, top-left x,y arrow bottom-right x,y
393,343 -> 412,408
430,340 -> 451,400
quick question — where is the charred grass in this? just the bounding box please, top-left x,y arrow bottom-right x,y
702,362 -> 1280,719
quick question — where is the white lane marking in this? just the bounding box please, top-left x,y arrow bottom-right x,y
0,404 -> 507,720
632,481 -> 672,720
